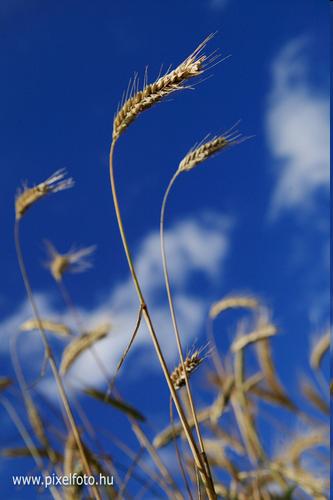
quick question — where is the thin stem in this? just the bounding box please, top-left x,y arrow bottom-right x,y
160,169 -> 214,486
109,140 -> 216,499
58,278 -> 179,495
0,396 -> 61,500
10,332 -> 62,472
169,395 -> 194,499
14,219 -> 101,500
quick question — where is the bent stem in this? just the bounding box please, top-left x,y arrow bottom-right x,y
109,140 -> 216,499
14,220 -> 101,500
160,169 -> 214,486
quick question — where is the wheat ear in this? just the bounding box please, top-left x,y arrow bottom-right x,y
113,35 -> 214,140
15,169 -> 73,220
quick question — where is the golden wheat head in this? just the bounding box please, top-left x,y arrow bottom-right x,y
15,169 -> 74,220
44,240 -> 96,282
170,346 -> 209,390
113,35 -> 215,140
179,129 -> 245,173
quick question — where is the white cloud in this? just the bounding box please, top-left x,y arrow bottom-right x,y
2,213 -> 232,394
266,38 -> 329,216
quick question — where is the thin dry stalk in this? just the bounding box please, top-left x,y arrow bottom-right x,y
15,170 -> 73,220
232,349 -> 265,463
0,396 -> 61,500
131,424 -> 183,500
110,128 -> 215,499
14,216 -> 101,500
60,325 -> 110,375
159,128 -> 245,491
10,333 -> 61,470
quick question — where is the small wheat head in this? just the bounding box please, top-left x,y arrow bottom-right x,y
178,129 -> 244,173
15,169 -> 74,220
170,346 -> 209,390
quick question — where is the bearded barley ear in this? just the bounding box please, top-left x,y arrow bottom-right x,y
15,169 -> 74,220
44,240 -> 96,282
113,35 -> 215,140
178,129 -> 246,173
60,324 -> 111,375
209,295 -> 260,319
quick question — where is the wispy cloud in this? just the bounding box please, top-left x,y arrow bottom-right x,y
266,38 -> 329,217
2,213 -> 232,392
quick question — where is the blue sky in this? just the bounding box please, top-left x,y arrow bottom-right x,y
0,0 -> 330,497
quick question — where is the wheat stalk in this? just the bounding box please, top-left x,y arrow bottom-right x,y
14,186 -> 101,499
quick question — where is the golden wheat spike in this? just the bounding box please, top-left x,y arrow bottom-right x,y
60,325 -> 111,375
209,295 -> 260,319
15,169 -> 74,219
44,241 -> 96,282
113,35 -> 214,139
178,132 -> 243,173
170,349 -> 204,390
